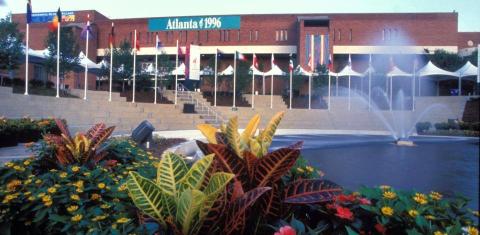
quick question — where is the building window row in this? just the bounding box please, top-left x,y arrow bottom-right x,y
382,28 -> 399,41
332,28 -> 353,42
275,29 -> 288,41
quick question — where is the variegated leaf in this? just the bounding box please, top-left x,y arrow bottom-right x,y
253,143 -> 301,187
197,124 -> 218,144
258,111 -> 285,153
241,114 -> 260,146
226,116 -> 243,158
176,189 -> 206,235
284,179 -> 342,204
179,154 -> 215,191
156,152 -> 188,196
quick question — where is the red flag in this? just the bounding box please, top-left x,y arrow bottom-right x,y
289,54 -> 294,72
236,51 -> 247,61
252,53 -> 258,68
307,55 -> 314,72
134,30 -> 140,51
108,22 -> 115,48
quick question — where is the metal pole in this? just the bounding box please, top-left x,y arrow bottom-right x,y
56,22 -> 61,98
289,69 -> 292,109
233,52 -> 237,108
214,50 -> 217,107
368,70 -> 371,111
252,71 -> 255,109
270,75 -> 273,109
348,75 -> 351,111
458,77 -> 462,96
418,77 -> 421,97
24,23 -> 29,95
154,42 -> 158,104
109,43 -> 113,102
390,76 -> 393,111
336,76 -> 338,96
412,73 -> 416,111
308,75 -> 311,110
328,74 -> 331,110
83,21 -> 89,100
132,30 -> 136,103
175,40 -> 178,106
263,75 -> 265,95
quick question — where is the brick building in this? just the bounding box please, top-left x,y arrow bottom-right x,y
11,10 -> 480,94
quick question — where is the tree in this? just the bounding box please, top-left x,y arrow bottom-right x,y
428,49 -> 464,71
102,40 -> 133,92
235,60 -> 251,94
0,14 -> 24,80
44,26 -> 80,87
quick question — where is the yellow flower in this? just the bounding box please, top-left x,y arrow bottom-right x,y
24,191 -> 31,196
413,193 -> 428,205
408,209 -> 418,218
91,193 -> 101,201
27,196 -> 35,201
4,162 -> 14,168
467,226 -> 478,235
71,214 -> 82,222
118,184 -> 127,191
305,166 -> 314,173
47,187 -> 57,194
59,172 -> 68,178
379,185 -> 391,190
83,172 -> 90,177
2,194 -> 18,203
23,160 -> 31,166
429,191 -> 442,201
113,198 -> 120,203
92,215 -> 107,221
42,195 -> 52,207
76,188 -> 84,193
296,167 -> 304,173
24,179 -> 32,185
73,180 -> 84,188
71,166 -> 80,173
100,204 -> 111,209
116,217 -> 130,223
98,183 -> 106,189
67,205 -> 78,213
35,179 -> 42,185
6,180 -> 22,191
38,192 -> 46,197
13,165 -> 25,172
70,194 -> 80,201
425,215 -> 436,220
383,191 -> 397,200
381,206 -> 394,216
434,231 -> 446,235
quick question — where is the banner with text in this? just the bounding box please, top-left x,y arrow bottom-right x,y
189,44 -> 201,81
31,11 -> 76,23
148,16 -> 241,31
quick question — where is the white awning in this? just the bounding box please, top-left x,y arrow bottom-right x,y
200,66 -> 214,76
337,65 -> 363,77
362,65 -> 375,76
455,61 -> 478,78
170,63 -> 185,75
264,64 -> 287,76
249,65 -> 264,76
294,65 -> 314,76
79,51 -> 101,70
417,61 -> 457,77
97,60 -> 108,69
218,65 -> 234,76
387,66 -> 412,77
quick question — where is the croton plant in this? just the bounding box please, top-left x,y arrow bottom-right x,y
127,112 -> 342,235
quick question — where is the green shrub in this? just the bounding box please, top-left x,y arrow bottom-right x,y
415,122 -> 431,133
434,122 -> 450,130
0,138 -> 157,234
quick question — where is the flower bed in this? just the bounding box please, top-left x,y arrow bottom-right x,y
0,117 -> 63,147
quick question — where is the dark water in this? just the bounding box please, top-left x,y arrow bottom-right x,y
272,135 -> 480,209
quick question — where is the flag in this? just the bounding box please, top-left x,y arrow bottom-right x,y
389,56 -> 395,71
252,53 -> 258,68
328,53 -> 333,71
271,53 -> 275,68
81,14 -> 93,40
185,44 -> 190,79
134,30 -> 140,51
289,54 -> 294,72
26,0 -> 32,24
108,22 -> 115,48
307,55 -> 313,71
49,8 -> 61,32
155,34 -> 162,50
236,51 -> 247,61
178,45 -> 184,56
348,54 -> 352,67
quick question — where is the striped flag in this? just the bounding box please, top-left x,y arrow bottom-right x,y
155,34 -> 162,50
49,7 -> 61,31
236,51 -> 247,61
26,0 -> 32,24
252,53 -> 258,68
81,14 -> 93,40
289,54 -> 294,72
271,53 -> 275,67
108,22 -> 115,48
134,30 -> 140,51
328,53 -> 333,71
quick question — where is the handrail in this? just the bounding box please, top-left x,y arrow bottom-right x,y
177,83 -> 227,124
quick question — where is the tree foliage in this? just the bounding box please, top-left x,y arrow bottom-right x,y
0,15 -> 24,76
44,27 -> 80,78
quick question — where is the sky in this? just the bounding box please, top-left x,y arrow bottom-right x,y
1,0 -> 479,32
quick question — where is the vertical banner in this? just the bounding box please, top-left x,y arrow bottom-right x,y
185,44 -> 190,79
324,35 -> 329,67
189,44 -> 201,80
320,35 -> 325,65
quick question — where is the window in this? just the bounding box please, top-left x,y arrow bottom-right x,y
255,30 -> 259,41
275,30 -> 279,41
349,29 -> 352,42
382,29 -> 385,41
338,29 -> 341,41
237,30 -> 240,41
249,30 -> 252,41
333,29 -> 336,41
284,30 -> 288,41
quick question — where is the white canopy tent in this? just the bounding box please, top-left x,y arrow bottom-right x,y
336,65 -> 364,110
249,65 -> 265,76
78,51 -> 101,70
263,64 -> 286,108
386,66 -> 412,110
218,65 -> 234,76
454,61 -> 478,95
170,63 -> 185,76
417,61 -> 458,96
362,65 -> 376,110
248,65 -> 265,108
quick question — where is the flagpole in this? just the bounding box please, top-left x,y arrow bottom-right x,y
390,76 -> 393,111
175,40 -> 178,106
336,76 -> 338,96
368,69 -> 371,111
308,75 -> 311,110
83,19 -> 89,100
24,23 -> 29,95
132,30 -> 137,103
289,67 -> 292,110
154,37 -> 158,104
328,74 -> 331,110
412,62 -> 416,111
270,53 -> 273,109
109,37 -> 113,102
56,22 -> 61,98
233,51 -> 237,108
251,58 -> 255,109
262,75 -> 265,95
214,50 -> 217,107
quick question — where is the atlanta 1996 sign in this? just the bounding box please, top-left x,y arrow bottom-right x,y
148,16 -> 241,31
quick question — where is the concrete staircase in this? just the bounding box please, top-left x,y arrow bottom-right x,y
462,97 -> 480,123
